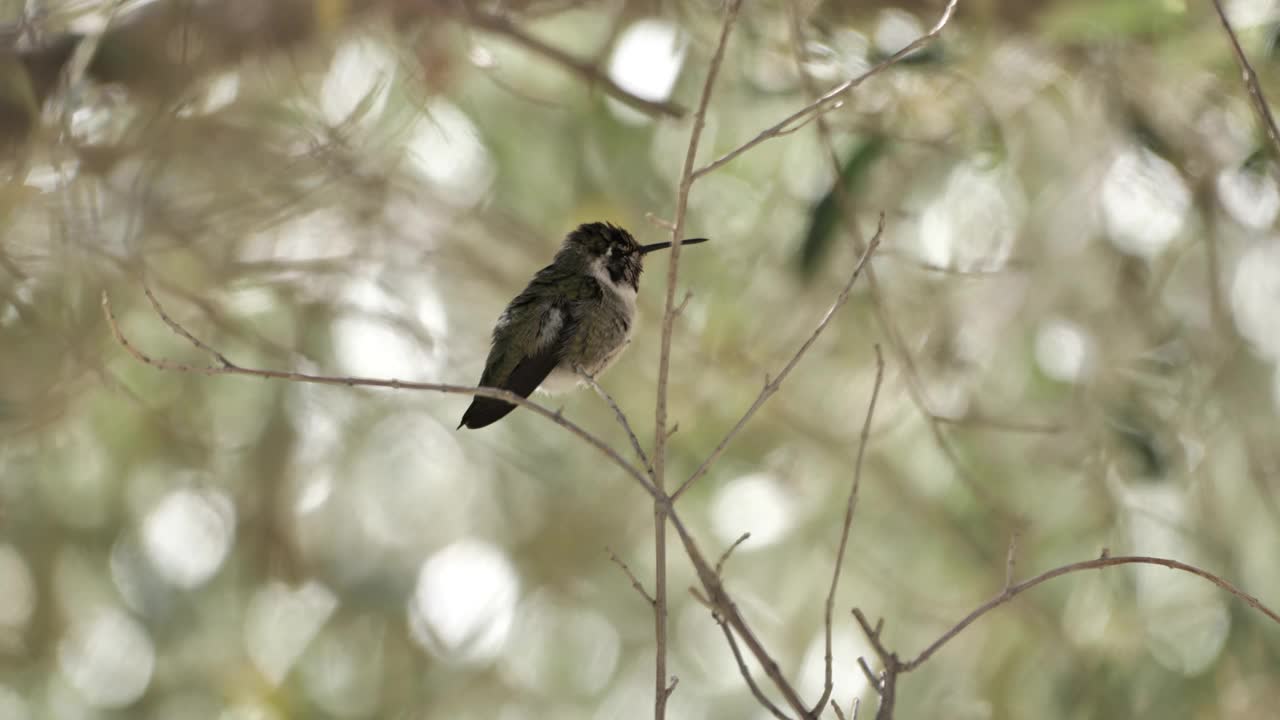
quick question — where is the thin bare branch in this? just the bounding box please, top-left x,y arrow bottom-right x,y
855,656 -> 879,691
101,290 -> 658,501
848,552 -> 1280,717
812,346 -> 885,717
577,366 -> 652,472
716,618 -> 794,720
872,670 -> 896,720
900,554 -> 1280,672
651,2 -> 744,716
672,214 -> 885,502
467,10 -> 685,119
141,283 -> 233,368
693,0 -> 959,179
1210,0 -> 1280,159
607,547 -> 656,606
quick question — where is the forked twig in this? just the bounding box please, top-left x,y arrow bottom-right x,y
693,0 -> 959,179
852,609 -> 899,720
831,697 -> 859,720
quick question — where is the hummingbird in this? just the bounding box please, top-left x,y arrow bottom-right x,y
458,222 -> 709,429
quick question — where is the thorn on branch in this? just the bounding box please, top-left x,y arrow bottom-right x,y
715,532 -> 751,577
1004,531 -> 1020,591
664,676 -> 679,699
674,290 -> 693,317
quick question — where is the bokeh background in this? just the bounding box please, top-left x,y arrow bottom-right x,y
2,0 -> 1280,718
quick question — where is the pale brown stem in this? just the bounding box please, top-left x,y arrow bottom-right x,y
577,366 -> 652,473
716,617 -> 794,720
812,346 -> 885,717
651,2 -> 743,716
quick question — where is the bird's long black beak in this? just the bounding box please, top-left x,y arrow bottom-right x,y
639,237 -> 710,254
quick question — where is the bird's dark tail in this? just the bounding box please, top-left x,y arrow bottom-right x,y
458,396 -> 516,429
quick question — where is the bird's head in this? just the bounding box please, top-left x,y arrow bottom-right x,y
558,222 -> 708,290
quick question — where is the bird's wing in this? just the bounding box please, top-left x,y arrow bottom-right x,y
458,299 -> 574,429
